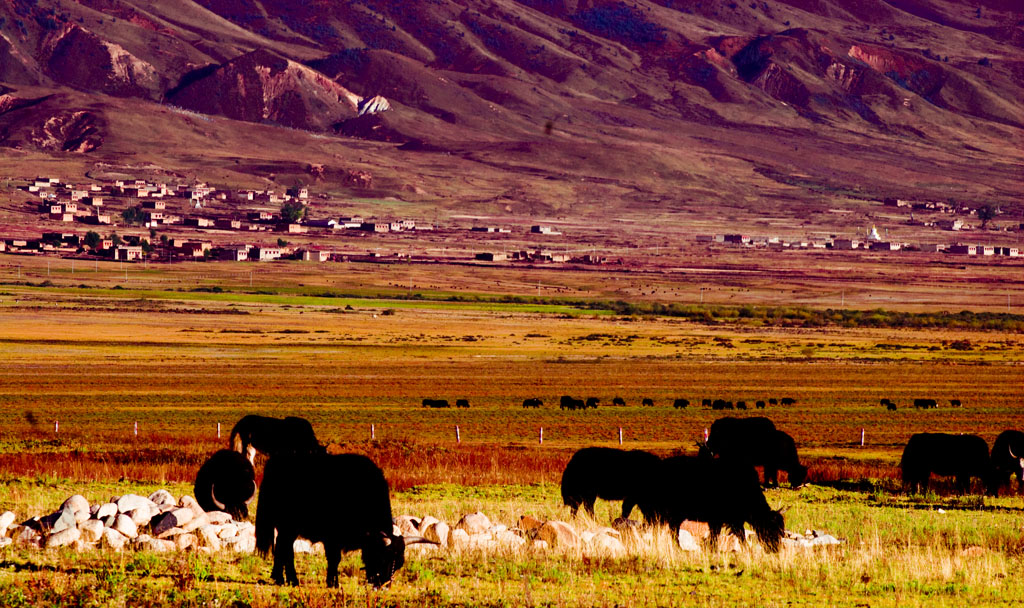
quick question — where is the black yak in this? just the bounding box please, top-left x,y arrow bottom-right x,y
522,398 -> 543,408
991,430 -> 1024,492
637,456 -> 786,552
641,398 -> 655,407
422,399 -> 450,408
560,447 -> 661,519
585,397 -> 600,409
900,433 -> 994,495
255,453 -> 435,588
455,399 -> 470,408
612,397 -> 626,406
229,415 -> 323,464
560,395 -> 584,410
702,417 -> 807,488
194,450 -> 256,520
673,398 -> 689,409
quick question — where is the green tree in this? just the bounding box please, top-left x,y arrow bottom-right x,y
277,238 -> 289,248
84,231 -> 101,249
977,205 -> 997,229
280,200 -> 306,223
121,206 -> 145,226
110,233 -> 123,247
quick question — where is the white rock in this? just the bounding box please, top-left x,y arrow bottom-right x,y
182,513 -> 210,534
79,520 -> 104,543
95,503 -> 117,520
236,522 -> 255,537
117,495 -> 156,514
394,515 -> 420,536
45,527 -> 81,548
489,524 -> 508,535
156,527 -> 185,540
0,511 -> 15,532
170,508 -> 194,527
448,528 -> 470,549
179,496 -> 204,519
113,514 -> 138,539
101,527 -> 127,551
148,490 -> 175,507
217,524 -> 239,539
224,534 -> 255,553
61,495 -> 90,515
13,526 -> 41,547
588,533 -> 625,557
455,512 -> 491,535
206,511 -> 232,525
417,516 -> 440,534
294,539 -> 314,553
495,530 -> 526,547
138,537 -> 174,552
536,520 -> 580,549
532,540 -> 548,550
197,525 -> 222,551
677,529 -> 701,552
127,508 -> 152,527
174,534 -> 197,551
809,534 -> 842,546
0,537 -> 12,549
423,521 -> 450,547
48,507 -> 77,535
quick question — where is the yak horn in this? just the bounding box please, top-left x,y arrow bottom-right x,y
210,484 -> 226,511
244,480 -> 257,505
1010,446 -> 1020,460
403,536 -> 440,546
777,506 -> 790,515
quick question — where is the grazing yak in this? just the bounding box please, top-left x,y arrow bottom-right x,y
673,398 -> 689,409
900,433 -> 994,495
641,398 -> 655,407
522,398 -> 543,408
229,415 -> 324,464
422,399 -> 450,408
455,399 -> 470,408
637,456 -> 786,552
702,417 -> 808,488
194,450 -> 257,520
755,400 -> 766,409
914,398 -> 939,409
560,447 -> 661,519
256,453 -> 436,588
559,395 -> 585,410
612,397 -> 626,406
991,430 -> 1024,492
585,397 -> 600,409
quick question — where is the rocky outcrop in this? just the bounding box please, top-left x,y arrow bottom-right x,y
44,25 -> 162,99
166,49 -> 380,132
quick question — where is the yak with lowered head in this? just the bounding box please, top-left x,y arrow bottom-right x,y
637,455 -> 786,552
229,415 -> 324,464
255,452 -> 436,588
701,416 -> 807,488
992,430 -> 1024,492
900,433 -> 994,495
560,447 -> 661,519
194,450 -> 256,520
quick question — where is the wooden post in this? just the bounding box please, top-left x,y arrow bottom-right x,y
455,425 -> 461,444
539,427 -> 543,445
371,424 -> 375,440
134,421 -> 138,437
703,427 -> 709,442
217,422 -> 221,439
54,420 -> 58,434
618,427 -> 623,445
860,428 -> 865,447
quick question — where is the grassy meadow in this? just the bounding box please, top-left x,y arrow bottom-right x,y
0,257 -> 1022,606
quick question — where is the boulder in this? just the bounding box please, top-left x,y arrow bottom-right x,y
519,515 -> 545,535
148,490 -> 175,507
224,534 -> 255,553
417,516 -> 440,534
466,533 -> 497,550
79,520 -> 105,543
116,494 -> 156,514
206,511 -> 232,525
679,520 -> 710,539
179,496 -> 204,519
677,529 -> 701,552
138,536 -> 175,552
197,525 -> 222,551
101,528 -> 127,551
127,507 -> 153,527
587,532 -> 625,557
423,521 -> 450,546
174,533 -> 197,551
294,539 -> 314,553
494,529 -> 526,548
181,513 -> 210,534
45,526 -> 81,548
156,527 -> 185,540
394,515 -> 420,536
43,507 -> 77,535
13,526 -> 41,547
536,521 -> 580,549
217,524 -> 239,539
448,528 -> 470,549
236,522 -> 255,537
60,495 -> 91,523
532,540 -> 549,550
95,503 -> 117,520
151,509 -> 192,536
0,537 -> 12,549
112,514 -> 138,539
455,512 -> 491,535
0,510 -> 15,533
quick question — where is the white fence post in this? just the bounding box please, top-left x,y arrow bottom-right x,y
860,428 -> 865,447
54,420 -> 58,434
217,422 -> 221,439
371,424 -> 376,440
455,425 -> 461,444
618,427 -> 623,445
539,427 -> 543,445
134,421 -> 138,437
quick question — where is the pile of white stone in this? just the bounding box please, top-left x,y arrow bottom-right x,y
0,492 -> 843,558
0,490 -> 254,554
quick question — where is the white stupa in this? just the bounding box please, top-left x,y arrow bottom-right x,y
866,225 -> 882,241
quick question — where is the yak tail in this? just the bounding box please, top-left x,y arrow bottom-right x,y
254,475 -> 274,557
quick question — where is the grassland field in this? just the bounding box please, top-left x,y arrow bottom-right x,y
0,256 -> 1022,606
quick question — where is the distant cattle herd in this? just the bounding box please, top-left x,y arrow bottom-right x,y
414,395 -> 968,411
193,402 -> 1022,589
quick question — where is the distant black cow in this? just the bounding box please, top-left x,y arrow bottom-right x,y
736,401 -> 747,410
702,399 -> 712,407
229,415 -> 323,464
950,399 -> 962,408
256,453 -> 435,588
887,402 -> 897,411
455,399 -> 470,408
914,398 -> 938,409
195,450 -> 256,520
422,399 -> 450,408
768,398 -> 778,405
673,398 -> 689,409
880,398 -> 892,407
522,398 -> 543,408
755,400 -> 766,409
612,397 -> 626,406
992,430 -> 1024,492
900,433 -> 994,495
779,397 -> 796,406
637,456 -> 785,553
703,417 -> 807,488
560,395 -> 585,410
585,397 -> 600,409
641,398 -> 655,407
561,447 -> 661,519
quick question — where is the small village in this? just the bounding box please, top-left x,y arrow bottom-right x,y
0,177 -> 1020,265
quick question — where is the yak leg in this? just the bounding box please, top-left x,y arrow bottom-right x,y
725,521 -> 747,548
621,498 -> 636,520
763,467 -> 779,488
325,542 -> 342,588
582,496 -> 597,518
273,536 -> 298,586
706,521 -> 723,552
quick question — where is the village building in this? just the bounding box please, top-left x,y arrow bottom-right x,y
218,245 -> 251,261
114,246 -> 144,262
530,225 -> 561,235
215,219 -> 242,230
868,241 -> 900,251
185,217 -> 215,228
947,244 -> 977,255
475,252 -> 507,262
360,222 -> 390,233
142,200 -> 166,210
299,248 -> 331,262
997,247 -> 1020,257
251,246 -> 282,261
